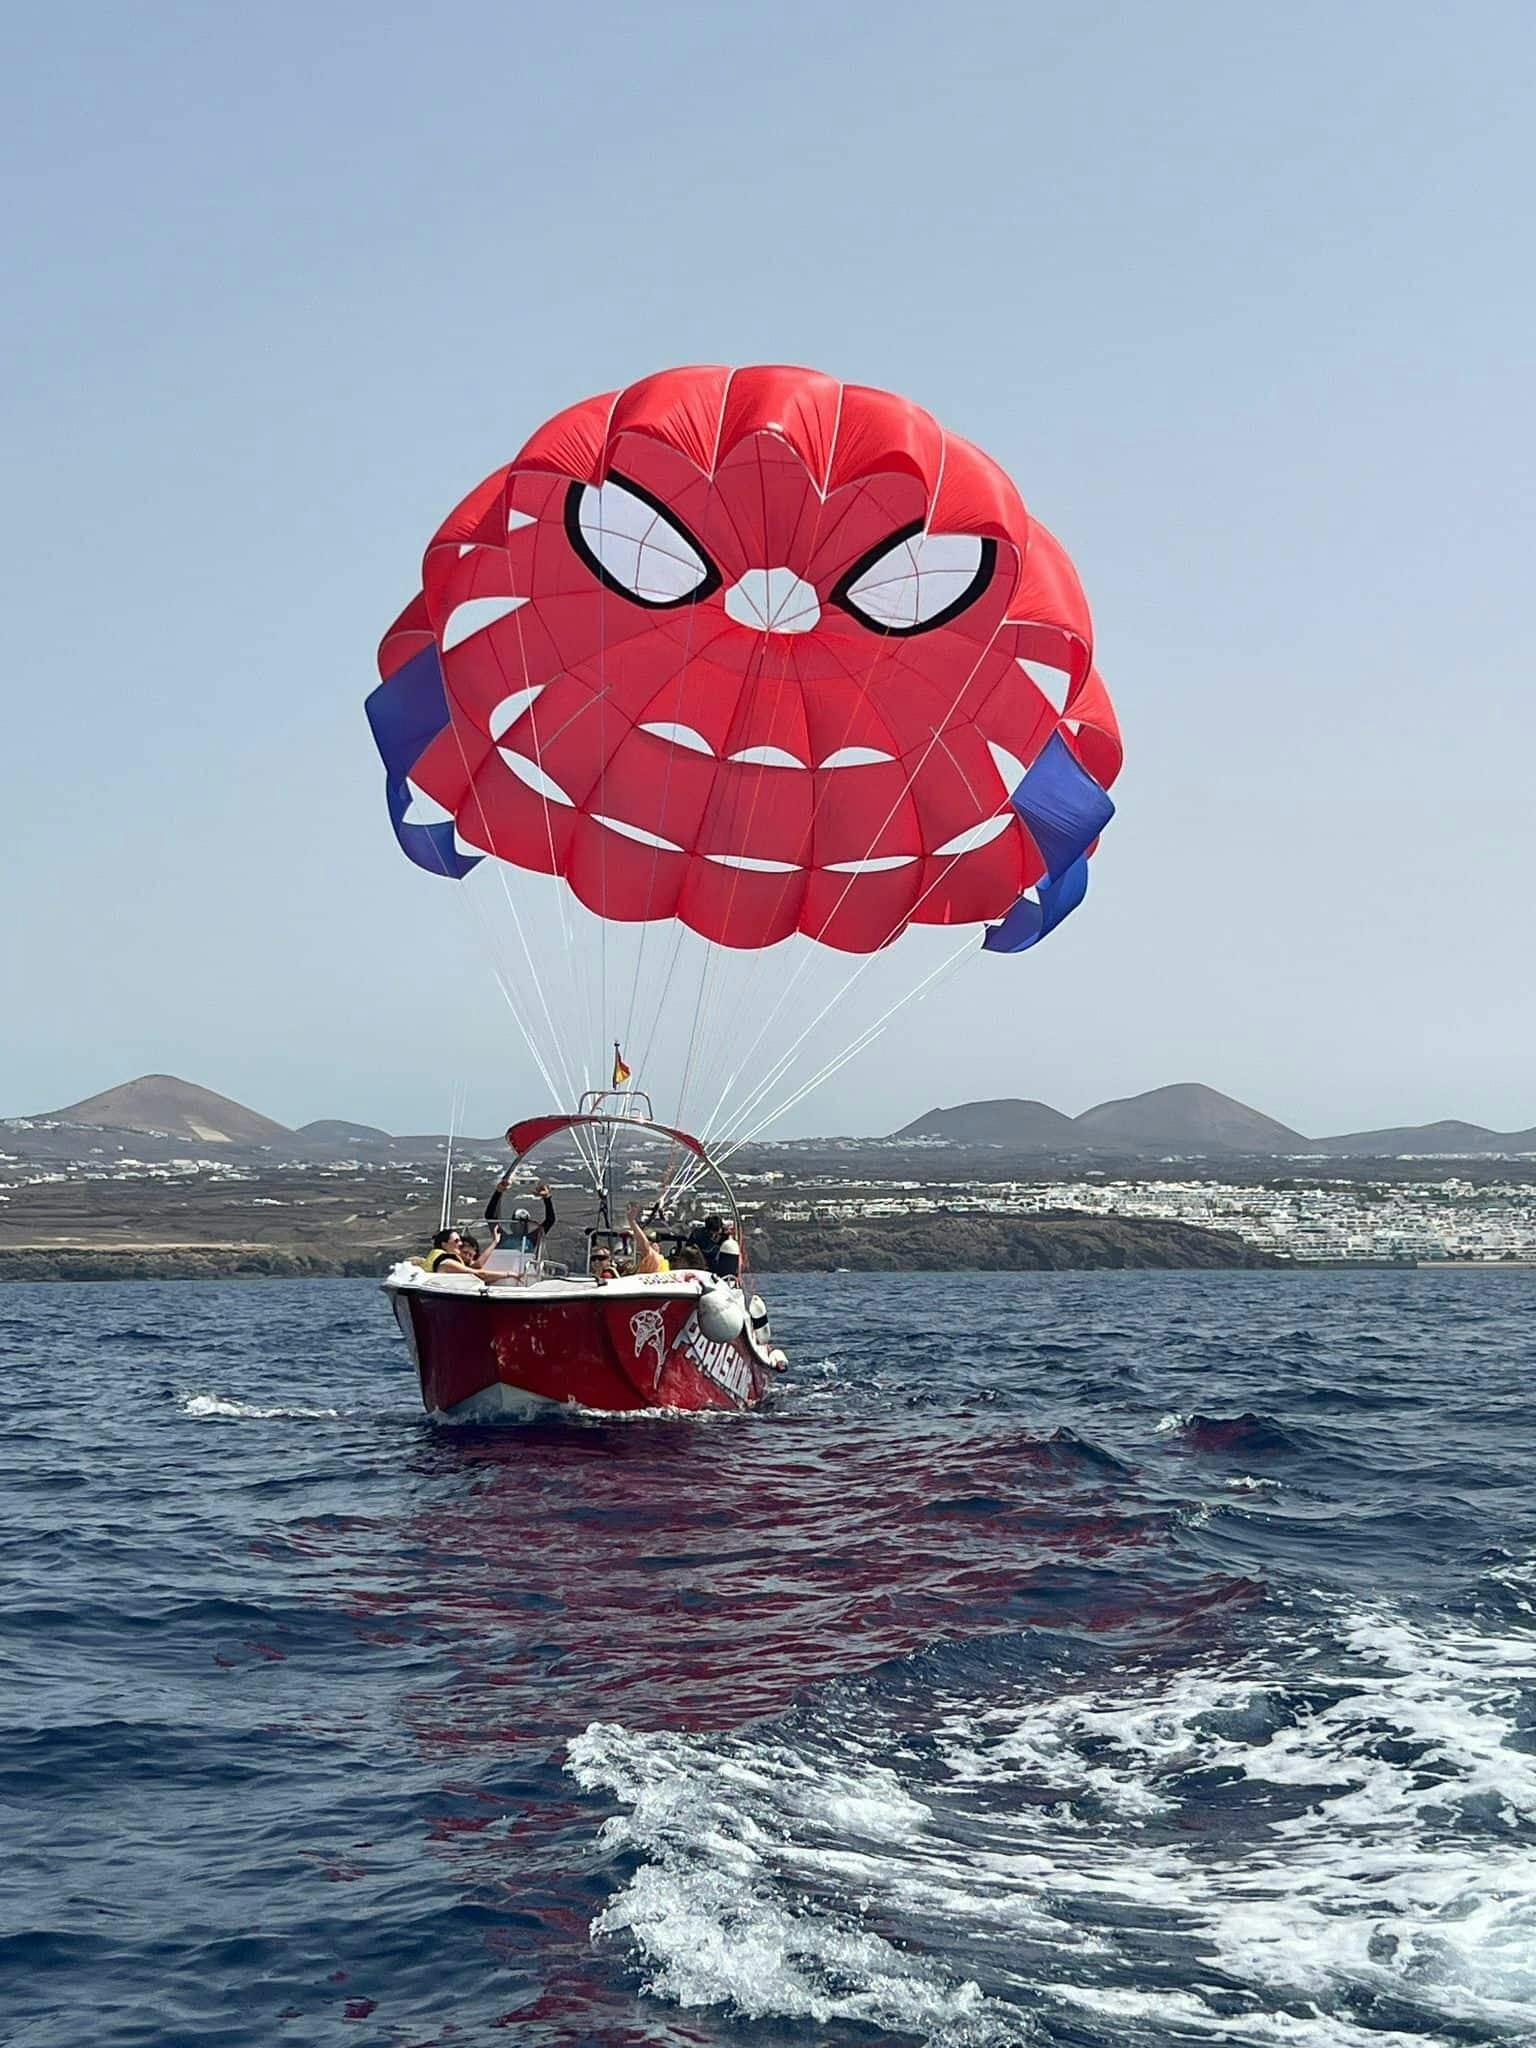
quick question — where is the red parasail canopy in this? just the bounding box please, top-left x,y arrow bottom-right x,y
373,363 -> 1122,955
506,1113 -> 710,1163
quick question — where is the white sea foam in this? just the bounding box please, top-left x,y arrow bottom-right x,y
568,1722 -> 1012,2043
569,1605 -> 1536,2046
181,1393 -> 341,1422
1487,1554 -> 1536,1615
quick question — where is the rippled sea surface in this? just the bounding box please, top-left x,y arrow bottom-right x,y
3,1271 -> 1535,2048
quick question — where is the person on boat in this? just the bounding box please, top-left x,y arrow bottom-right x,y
485,1173 -> 555,1253
421,1228 -> 477,1275
625,1205 -> 670,1276
682,1214 -> 741,1279
420,1228 -> 517,1282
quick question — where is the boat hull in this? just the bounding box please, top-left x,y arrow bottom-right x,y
386,1270 -> 780,1419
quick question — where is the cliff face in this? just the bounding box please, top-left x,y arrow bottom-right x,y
740,1213 -> 1281,1272
0,1247 -> 395,1282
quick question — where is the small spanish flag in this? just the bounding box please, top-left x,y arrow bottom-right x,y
612,1043 -> 632,1088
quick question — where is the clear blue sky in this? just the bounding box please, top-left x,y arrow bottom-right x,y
5,0 -> 1533,1138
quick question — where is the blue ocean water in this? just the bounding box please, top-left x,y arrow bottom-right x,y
2,1270 -> 1534,2048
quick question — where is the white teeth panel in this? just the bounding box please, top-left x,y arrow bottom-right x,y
441,594 -> 526,650
488,685 -> 544,740
822,855 -> 917,874
497,747 -> 573,807
640,722 -> 715,755
818,746 -> 894,769
506,507 -> 535,533
727,745 -> 805,769
593,813 -> 682,853
934,815 -> 1013,858
704,853 -> 801,873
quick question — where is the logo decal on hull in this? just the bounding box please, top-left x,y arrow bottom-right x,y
629,1307 -> 668,1377
679,1317 -> 755,1404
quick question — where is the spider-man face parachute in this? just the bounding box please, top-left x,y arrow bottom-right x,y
366,366 -> 1122,1139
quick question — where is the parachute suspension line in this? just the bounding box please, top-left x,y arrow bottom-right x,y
614,475 -> 720,1104
674,426 -> 868,1136
671,928 -> 722,1137
715,932 -> 974,1165
656,409 -> 779,1135
593,388 -> 624,1108
437,712 -> 606,1189
503,577 -> 596,1101
698,579 -> 1013,1148
706,798 -> 1009,1159
441,843 -> 563,1112
706,806 -> 1002,1157
459,884 -> 606,1189
439,1082 -> 465,1229
442,704 -> 587,1115
667,932 -> 976,1215
690,526 -> 961,1144
629,915 -> 689,1099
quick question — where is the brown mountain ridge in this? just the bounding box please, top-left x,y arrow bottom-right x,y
14,1073 -> 1535,1159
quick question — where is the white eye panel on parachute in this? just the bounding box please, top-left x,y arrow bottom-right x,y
835,529 -> 993,634
570,478 -> 717,607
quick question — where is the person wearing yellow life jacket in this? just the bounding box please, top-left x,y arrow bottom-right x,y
420,1228 -> 512,1280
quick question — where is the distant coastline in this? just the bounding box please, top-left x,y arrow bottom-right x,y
0,1214 -> 1285,1283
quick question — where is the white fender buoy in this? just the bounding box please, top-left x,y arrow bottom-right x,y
697,1282 -> 747,1344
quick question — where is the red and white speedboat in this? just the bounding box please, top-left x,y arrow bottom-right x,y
384,1099 -> 786,1420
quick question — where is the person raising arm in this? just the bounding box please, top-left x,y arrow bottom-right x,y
625,1205 -> 670,1275
485,1174 -> 556,1252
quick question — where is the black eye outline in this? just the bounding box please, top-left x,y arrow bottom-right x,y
832,520 -> 996,636
563,475 -> 723,611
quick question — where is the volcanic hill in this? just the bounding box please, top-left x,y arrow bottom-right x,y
894,1098 -> 1079,1146
40,1075 -> 292,1147
1072,1082 -> 1305,1153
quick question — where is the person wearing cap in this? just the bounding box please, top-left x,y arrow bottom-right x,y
484,1173 -> 556,1254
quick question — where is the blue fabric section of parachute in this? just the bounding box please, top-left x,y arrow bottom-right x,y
1006,733 -> 1115,879
364,643 -> 480,881
983,857 -> 1090,954
983,735 -> 1113,955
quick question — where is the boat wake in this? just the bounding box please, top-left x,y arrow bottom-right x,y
180,1392 -> 343,1422
568,1601 -> 1536,2047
